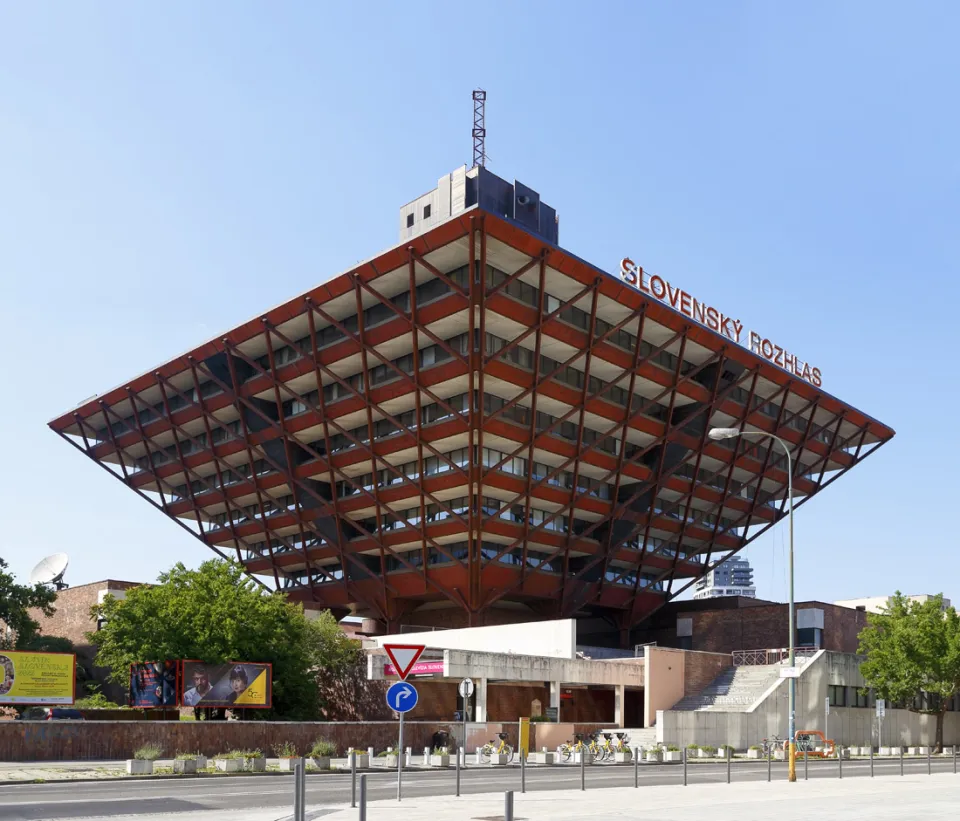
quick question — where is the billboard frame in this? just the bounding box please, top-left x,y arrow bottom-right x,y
178,660 -> 273,710
0,650 -> 77,706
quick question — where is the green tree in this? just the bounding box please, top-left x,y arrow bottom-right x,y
0,557 -> 56,649
858,592 -> 960,751
89,559 -> 354,719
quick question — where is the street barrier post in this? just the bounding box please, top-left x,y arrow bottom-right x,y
504,790 -> 514,821
359,774 -> 367,821
299,757 -> 306,819
634,747 -> 639,788
870,746 -> 874,778
521,749 -> 526,794
804,750 -> 808,781
954,745 -> 957,774
351,751 -> 357,809
726,746 -> 731,784
456,746 -> 461,797
928,747 -> 932,775
683,747 -> 687,786
900,747 -> 904,776
767,748 -> 771,782
838,748 -> 842,779
581,748 -> 586,791
293,760 -> 302,821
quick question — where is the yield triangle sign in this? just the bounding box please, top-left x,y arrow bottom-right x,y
383,644 -> 426,681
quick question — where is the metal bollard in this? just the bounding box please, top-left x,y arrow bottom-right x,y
504,790 -> 514,821
955,745 -> 957,774
683,747 -> 687,786
581,749 -> 586,791
900,747 -> 904,776
456,746 -> 461,797
634,747 -> 639,788
521,749 -> 526,794
928,747 -> 932,775
293,761 -> 302,821
870,746 -> 874,778
838,748 -> 842,779
726,746 -> 731,784
351,751 -> 357,809
359,774 -> 367,821
767,748 -> 771,782
804,750 -> 808,781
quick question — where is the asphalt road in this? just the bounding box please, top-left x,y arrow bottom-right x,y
1,758 -> 957,820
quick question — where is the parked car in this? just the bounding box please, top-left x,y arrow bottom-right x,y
16,707 -> 85,720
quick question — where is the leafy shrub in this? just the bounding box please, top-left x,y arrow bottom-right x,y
75,692 -> 123,710
432,746 -> 449,755
686,743 -> 699,750
273,742 -> 298,758
720,745 -> 735,754
699,745 -> 717,755
666,745 -> 680,752
134,744 -> 163,761
310,739 -> 337,757
175,752 -> 199,761
749,745 -> 761,751
377,748 -> 397,757
529,715 -> 552,722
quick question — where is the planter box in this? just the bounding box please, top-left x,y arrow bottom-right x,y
196,756 -> 207,770
919,747 -> 931,755
488,753 -> 510,765
663,751 -> 682,763
773,750 -> 785,761
350,754 -> 370,769
126,760 -> 153,775
278,758 -> 301,772
908,747 -> 919,756
879,747 -> 895,756
173,759 -> 197,774
857,747 -> 872,756
381,755 -> 398,769
244,756 -> 266,772
310,756 -> 331,770
747,749 -> 762,759
528,752 -> 556,765
837,748 -> 851,759
429,754 -> 450,767
613,751 -> 633,763
645,751 -> 662,763
215,759 -> 242,772
698,749 -> 717,759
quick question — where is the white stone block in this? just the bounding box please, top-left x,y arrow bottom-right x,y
126,759 -> 153,775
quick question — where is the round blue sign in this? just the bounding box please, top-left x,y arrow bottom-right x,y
386,680 -> 419,714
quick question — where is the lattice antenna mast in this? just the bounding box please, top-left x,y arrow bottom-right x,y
472,89 -> 487,168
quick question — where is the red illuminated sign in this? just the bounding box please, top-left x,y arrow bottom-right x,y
619,258 -> 822,387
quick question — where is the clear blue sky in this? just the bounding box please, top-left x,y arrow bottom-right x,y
2,3 -> 956,606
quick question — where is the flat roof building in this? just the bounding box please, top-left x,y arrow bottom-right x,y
49,164 -> 895,644
693,556 -> 756,600
834,594 -> 952,614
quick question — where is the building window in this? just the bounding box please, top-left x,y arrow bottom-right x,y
406,213 -> 414,228
828,685 -> 846,707
852,688 -> 869,708
423,204 -> 432,219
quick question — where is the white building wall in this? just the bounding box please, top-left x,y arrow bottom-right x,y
373,618 -> 577,659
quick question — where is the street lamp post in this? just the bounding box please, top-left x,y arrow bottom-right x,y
709,426 -> 796,783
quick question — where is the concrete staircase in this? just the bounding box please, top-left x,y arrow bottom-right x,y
670,664 -> 780,712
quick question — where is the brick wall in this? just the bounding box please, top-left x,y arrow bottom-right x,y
682,651 -> 732,696
29,581 -> 140,648
0,719 -> 612,762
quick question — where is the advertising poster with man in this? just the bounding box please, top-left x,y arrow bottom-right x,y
0,651 -> 75,705
180,662 -> 271,708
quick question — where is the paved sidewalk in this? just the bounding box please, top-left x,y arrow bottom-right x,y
326,773 -> 960,820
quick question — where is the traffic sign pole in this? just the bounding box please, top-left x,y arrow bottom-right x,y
384,680 -> 420,802
397,710 -> 404,801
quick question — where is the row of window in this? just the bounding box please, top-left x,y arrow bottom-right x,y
827,686 -> 960,712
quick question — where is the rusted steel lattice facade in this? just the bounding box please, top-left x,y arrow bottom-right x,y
50,211 -> 894,640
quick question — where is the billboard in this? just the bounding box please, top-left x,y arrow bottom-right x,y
180,662 -> 272,708
0,651 -> 76,705
129,661 -> 179,708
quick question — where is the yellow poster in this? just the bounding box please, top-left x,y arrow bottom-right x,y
0,651 -> 75,704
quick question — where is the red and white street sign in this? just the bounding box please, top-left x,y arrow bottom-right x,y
382,644 -> 426,681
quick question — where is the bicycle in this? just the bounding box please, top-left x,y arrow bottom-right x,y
596,733 -> 627,761
760,735 -> 787,756
481,732 -> 514,763
557,733 -> 588,762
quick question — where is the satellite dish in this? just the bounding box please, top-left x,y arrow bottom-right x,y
29,553 -> 70,590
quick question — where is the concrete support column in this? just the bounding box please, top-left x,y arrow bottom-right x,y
550,681 -> 561,723
475,677 -> 488,722
614,684 -> 626,728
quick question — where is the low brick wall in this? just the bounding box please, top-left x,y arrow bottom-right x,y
0,720 -> 610,762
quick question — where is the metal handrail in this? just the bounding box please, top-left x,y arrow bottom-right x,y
732,646 -> 818,666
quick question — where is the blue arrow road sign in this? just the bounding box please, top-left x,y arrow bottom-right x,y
386,680 -> 419,714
